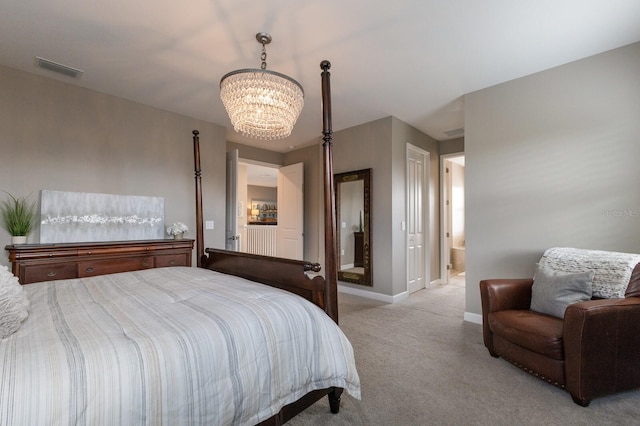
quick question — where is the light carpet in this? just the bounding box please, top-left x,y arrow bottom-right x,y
290,278 -> 640,425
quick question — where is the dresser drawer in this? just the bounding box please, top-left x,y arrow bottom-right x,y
7,240 -> 193,284
78,256 -> 154,278
155,254 -> 188,268
23,263 -> 78,284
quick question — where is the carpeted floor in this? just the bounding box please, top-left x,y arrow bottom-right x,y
289,276 -> 640,425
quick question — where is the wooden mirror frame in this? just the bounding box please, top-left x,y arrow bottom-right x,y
334,168 -> 372,286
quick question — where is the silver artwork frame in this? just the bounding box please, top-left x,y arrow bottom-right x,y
40,190 -> 164,243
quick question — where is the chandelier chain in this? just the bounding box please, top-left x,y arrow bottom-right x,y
260,43 -> 267,70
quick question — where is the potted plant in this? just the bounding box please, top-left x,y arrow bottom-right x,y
1,192 -> 37,244
167,222 -> 189,239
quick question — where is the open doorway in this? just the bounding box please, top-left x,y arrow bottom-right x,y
441,154 -> 465,284
231,159 -> 304,260
237,160 -> 279,255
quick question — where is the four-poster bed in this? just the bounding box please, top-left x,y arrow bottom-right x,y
0,61 -> 359,425
189,60 -> 343,423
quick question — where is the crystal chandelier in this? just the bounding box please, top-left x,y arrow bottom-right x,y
220,33 -> 304,140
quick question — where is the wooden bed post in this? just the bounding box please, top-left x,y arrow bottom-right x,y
186,64 -> 347,422
321,60 -> 339,324
193,130 -> 204,268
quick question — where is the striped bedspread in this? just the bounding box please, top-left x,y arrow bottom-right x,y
0,267 -> 360,425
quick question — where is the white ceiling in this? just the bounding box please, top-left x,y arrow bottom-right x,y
2,1 -> 639,153
243,162 -> 279,188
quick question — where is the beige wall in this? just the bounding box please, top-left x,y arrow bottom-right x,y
247,186 -> 277,210
2,64 -> 442,298
227,141 -> 284,166
391,117 -> 441,294
331,116 -> 440,297
439,137 -> 464,156
0,64 -> 227,267
332,118 -> 392,294
465,42 -> 640,318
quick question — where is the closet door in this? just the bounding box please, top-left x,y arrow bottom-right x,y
407,145 -> 429,293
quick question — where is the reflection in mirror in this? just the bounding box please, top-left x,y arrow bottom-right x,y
335,169 -> 372,286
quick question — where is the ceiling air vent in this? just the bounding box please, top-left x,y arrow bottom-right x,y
444,127 -> 464,138
35,56 -> 83,78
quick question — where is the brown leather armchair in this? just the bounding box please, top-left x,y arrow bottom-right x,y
480,263 -> 640,406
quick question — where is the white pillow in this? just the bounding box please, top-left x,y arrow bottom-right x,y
0,265 -> 30,337
530,264 -> 594,318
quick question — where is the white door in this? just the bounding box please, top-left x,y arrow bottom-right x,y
225,150 -> 239,251
277,162 -> 304,260
407,145 -> 429,293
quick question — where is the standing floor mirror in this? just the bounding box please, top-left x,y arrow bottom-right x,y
335,168 -> 372,286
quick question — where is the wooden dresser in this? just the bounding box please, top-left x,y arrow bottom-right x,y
5,239 -> 194,284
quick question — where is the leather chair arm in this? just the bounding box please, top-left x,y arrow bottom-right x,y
480,278 -> 534,314
564,297 -> 640,404
479,278 -> 534,355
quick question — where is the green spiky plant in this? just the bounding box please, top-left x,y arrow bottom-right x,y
1,192 -> 36,237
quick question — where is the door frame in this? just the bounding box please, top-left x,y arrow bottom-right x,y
225,150 -> 239,251
229,158 -> 305,260
440,153 -> 464,284
236,158 -> 280,253
406,143 -> 430,293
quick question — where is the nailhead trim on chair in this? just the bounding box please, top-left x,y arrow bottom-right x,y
499,352 -> 565,389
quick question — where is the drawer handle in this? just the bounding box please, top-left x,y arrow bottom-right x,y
85,267 -> 94,273
142,262 -> 150,267
47,271 -> 57,277
169,260 -> 176,265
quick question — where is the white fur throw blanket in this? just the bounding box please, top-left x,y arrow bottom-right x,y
0,265 -> 30,337
539,247 -> 640,299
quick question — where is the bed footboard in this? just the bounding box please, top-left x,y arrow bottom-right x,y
202,248 -> 332,319
256,387 -> 343,426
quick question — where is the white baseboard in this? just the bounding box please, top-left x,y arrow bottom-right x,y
339,282 -> 483,324
464,312 -> 482,324
338,284 -> 409,303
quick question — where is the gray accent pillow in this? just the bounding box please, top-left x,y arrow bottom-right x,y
530,264 -> 594,318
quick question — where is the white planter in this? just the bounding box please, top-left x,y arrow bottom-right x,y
11,236 -> 27,245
